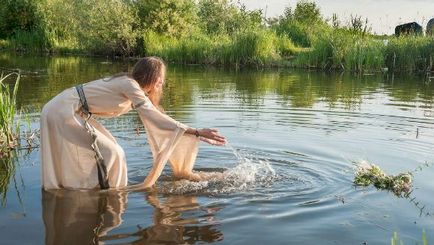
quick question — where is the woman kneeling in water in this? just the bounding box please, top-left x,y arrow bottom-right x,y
40,57 -> 226,190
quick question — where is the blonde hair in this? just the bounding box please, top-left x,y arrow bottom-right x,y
130,57 -> 166,111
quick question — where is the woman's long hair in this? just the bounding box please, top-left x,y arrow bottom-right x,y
130,57 -> 166,111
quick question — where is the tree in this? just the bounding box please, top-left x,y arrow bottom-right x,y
132,0 -> 198,38
293,0 -> 321,24
41,0 -> 138,55
198,0 -> 263,36
0,0 -> 43,38
272,0 -> 323,47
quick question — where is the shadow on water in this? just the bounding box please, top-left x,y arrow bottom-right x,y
42,189 -> 223,245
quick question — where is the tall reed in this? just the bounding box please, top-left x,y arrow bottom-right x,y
0,72 -> 20,155
385,36 -> 434,73
7,30 -> 50,53
143,30 -> 290,67
295,29 -> 385,72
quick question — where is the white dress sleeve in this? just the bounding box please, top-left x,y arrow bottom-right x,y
122,78 -> 199,187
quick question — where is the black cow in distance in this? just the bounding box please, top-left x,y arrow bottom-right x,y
426,18 -> 434,36
395,22 -> 423,36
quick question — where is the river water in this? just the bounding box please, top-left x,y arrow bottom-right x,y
0,53 -> 433,244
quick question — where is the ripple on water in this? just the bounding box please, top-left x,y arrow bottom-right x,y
155,145 -> 353,206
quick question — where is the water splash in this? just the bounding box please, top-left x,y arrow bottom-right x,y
158,145 -> 278,195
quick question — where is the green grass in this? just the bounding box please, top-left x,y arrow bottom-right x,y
293,27 -> 434,73
294,29 -> 386,72
5,30 -> 50,53
0,72 -> 20,155
143,30 -> 296,67
385,36 -> 434,73
0,0 -> 433,71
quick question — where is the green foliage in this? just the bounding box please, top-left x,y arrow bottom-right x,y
0,0 -> 432,71
7,29 -> 50,52
39,0 -> 80,51
0,0 -> 138,55
347,15 -> 371,35
0,0 -> 42,38
133,0 -> 198,38
276,35 -> 299,57
143,31 -> 214,63
385,36 -> 434,73
295,29 -> 385,72
79,0 -> 137,55
292,0 -> 322,24
143,29 -> 281,66
0,0 -> 49,52
345,38 -> 385,72
226,29 -> 280,66
198,0 -> 262,36
274,21 -> 313,47
272,1 -> 323,47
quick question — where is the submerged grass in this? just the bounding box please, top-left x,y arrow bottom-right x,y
0,72 -> 20,156
0,156 -> 16,206
391,230 -> 428,245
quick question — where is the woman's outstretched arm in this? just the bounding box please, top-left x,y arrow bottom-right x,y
184,128 -> 227,146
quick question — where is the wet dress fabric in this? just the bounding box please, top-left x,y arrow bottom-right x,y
40,75 -> 199,190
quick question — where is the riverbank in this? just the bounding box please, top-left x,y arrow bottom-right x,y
1,1 -> 433,73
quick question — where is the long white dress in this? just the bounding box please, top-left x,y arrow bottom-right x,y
40,75 -> 199,190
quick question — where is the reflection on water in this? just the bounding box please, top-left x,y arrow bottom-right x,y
1,53 -> 434,244
42,190 -> 223,245
126,194 -> 223,244
0,158 -> 17,206
2,52 -> 434,114
42,190 -> 126,245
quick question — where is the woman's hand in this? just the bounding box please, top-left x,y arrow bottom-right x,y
198,128 -> 227,146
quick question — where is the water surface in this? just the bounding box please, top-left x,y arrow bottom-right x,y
1,53 -> 434,244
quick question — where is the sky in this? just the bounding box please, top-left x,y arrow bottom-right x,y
241,0 -> 434,35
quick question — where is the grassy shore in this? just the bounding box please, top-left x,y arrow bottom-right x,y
0,0 -> 433,73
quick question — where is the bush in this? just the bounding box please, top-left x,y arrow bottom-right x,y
133,0 -> 198,38
198,0 -> 263,36
272,0 -> 324,47
274,21 -> 313,47
276,35 -> 299,57
226,30 -> 280,66
0,0 -> 43,38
